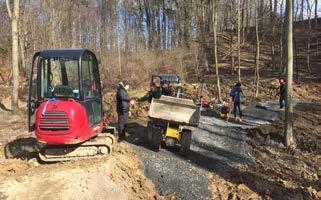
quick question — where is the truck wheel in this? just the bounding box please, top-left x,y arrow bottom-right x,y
147,122 -> 153,142
148,122 -> 163,151
180,130 -> 192,155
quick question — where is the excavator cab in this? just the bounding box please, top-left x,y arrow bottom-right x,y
28,49 -> 115,162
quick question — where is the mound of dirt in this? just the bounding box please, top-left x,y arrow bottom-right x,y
0,105 -> 162,200
103,91 -> 150,123
210,173 -> 260,200
248,102 -> 321,154
103,92 -> 118,122
293,83 -> 321,102
208,102 -> 321,200
0,142 -> 161,200
242,102 -> 321,199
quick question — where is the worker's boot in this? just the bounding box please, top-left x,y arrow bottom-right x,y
118,130 -> 126,142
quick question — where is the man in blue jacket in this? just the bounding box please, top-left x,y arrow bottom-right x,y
116,80 -> 131,142
230,82 -> 244,121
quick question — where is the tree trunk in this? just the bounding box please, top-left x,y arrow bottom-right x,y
183,2 -> 191,49
255,0 -> 260,98
19,34 -> 26,75
270,0 -> 277,70
241,0 -> 245,44
315,0 -> 319,53
282,0 -> 288,75
285,0 -> 294,147
306,0 -> 312,73
162,0 -> 166,50
201,0 -> 208,72
246,0 -> 251,36
213,0 -> 222,102
294,38 -> 300,82
315,0 -> 318,28
230,26 -> 235,75
6,0 -> 20,112
117,30 -> 122,79
300,0 -> 304,21
280,0 -> 284,73
143,0 -> 152,49
237,0 -> 241,82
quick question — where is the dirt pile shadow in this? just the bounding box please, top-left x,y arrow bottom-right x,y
125,121 -> 165,152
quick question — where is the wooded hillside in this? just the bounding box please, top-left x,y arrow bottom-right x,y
1,0 -> 321,89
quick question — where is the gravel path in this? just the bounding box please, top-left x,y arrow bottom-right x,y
126,102 -> 280,199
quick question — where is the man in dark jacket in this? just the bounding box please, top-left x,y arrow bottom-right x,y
116,80 -> 131,142
148,83 -> 162,103
161,80 -> 173,96
230,82 -> 244,121
276,78 -> 287,109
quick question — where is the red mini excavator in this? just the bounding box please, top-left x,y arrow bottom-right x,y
28,49 -> 115,162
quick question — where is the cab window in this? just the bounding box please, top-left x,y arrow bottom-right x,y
82,53 -> 101,99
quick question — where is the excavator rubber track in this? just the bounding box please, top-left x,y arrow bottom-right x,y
38,133 -> 115,162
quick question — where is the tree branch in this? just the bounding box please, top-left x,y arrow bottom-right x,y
6,0 -> 12,19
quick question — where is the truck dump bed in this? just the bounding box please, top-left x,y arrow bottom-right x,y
148,96 -> 200,126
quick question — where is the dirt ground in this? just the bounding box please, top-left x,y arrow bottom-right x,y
0,72 -> 320,200
0,110 -> 161,200
209,102 -> 321,200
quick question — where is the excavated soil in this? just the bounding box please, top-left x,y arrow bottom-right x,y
0,79 -> 320,200
209,102 -> 321,200
103,91 -> 150,122
0,109 -> 160,200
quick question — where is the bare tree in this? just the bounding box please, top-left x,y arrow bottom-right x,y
213,0 -> 222,102
285,0 -> 294,147
300,0 -> 304,21
237,0 -> 241,82
280,0 -> 285,73
270,0 -> 277,70
117,23 -> 122,79
255,0 -> 260,98
315,0 -> 318,28
6,0 -> 20,112
306,0 -> 312,72
228,1 -> 235,75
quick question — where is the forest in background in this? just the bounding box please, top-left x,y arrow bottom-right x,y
0,0 -> 320,102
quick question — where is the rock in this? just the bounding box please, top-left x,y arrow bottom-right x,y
237,184 -> 247,191
307,186 -> 317,196
27,158 -> 39,167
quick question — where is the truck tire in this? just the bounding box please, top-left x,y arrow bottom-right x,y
147,122 -> 163,151
147,122 -> 153,142
180,130 -> 192,155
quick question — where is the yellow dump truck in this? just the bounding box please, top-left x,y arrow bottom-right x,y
147,95 -> 200,154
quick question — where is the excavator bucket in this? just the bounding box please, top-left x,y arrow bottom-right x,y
148,96 -> 200,126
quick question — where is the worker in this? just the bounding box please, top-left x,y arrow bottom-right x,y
161,80 -> 173,96
276,78 -> 287,109
116,80 -> 131,142
230,82 -> 244,121
148,83 -> 162,102
220,99 -> 231,119
196,79 -> 208,103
